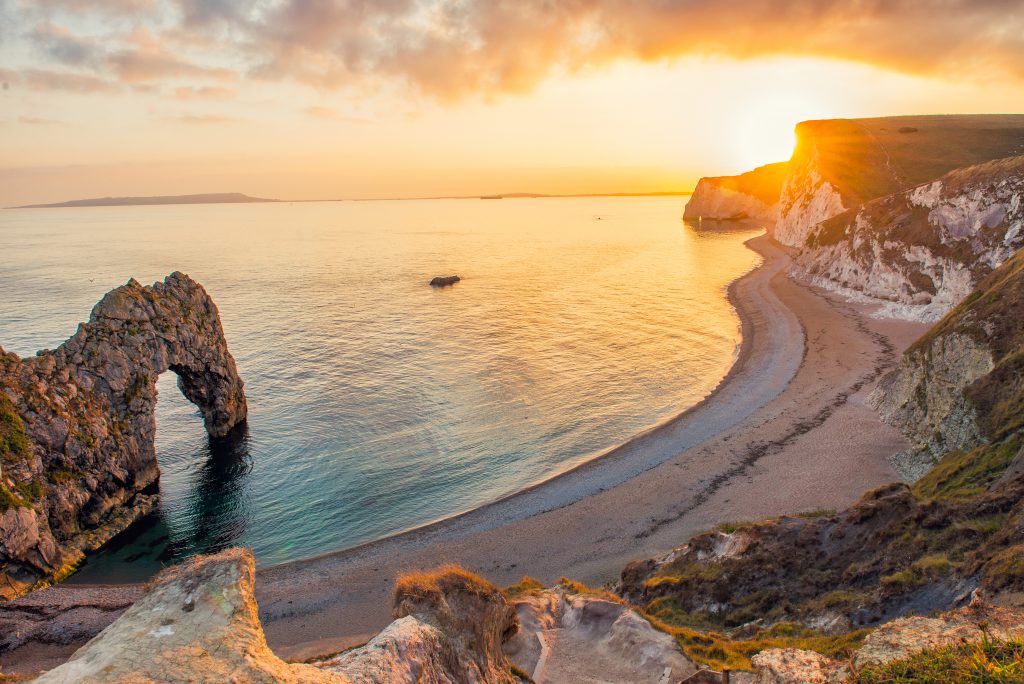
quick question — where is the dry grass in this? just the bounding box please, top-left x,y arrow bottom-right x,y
393,564 -> 497,601
853,633 -> 1024,683
640,611 -> 869,672
503,576 -> 546,598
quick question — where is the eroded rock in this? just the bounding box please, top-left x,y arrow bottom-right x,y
33,548 -> 334,684
32,552 -> 525,684
683,162 -> 789,225
504,588 -> 695,683
0,272 -> 247,597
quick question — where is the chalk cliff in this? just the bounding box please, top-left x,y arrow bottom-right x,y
0,273 -> 247,598
870,247 -> 1024,479
683,161 -> 789,224
798,155 -> 1024,321
687,115 -> 1024,322
775,115 -> 1024,249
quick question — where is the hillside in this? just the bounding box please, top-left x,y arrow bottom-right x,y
15,192 -> 277,208
685,114 -> 1024,321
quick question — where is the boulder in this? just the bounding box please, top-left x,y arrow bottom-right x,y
429,276 -> 461,287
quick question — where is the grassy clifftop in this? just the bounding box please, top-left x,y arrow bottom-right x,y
794,114 -> 1024,208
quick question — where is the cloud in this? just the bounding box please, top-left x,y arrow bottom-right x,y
30,22 -> 103,66
229,0 -> 1024,99
19,115 -> 65,125
173,85 -> 237,100
15,68 -> 119,93
11,0 -> 1024,100
173,113 -> 237,124
304,105 -> 366,122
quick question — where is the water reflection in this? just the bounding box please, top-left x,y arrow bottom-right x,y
66,423 -> 253,584
167,423 -> 253,559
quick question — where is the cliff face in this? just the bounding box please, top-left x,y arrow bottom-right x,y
775,115 -> 1024,249
870,248 -> 1024,478
797,156 -> 1024,321
683,161 -> 789,224
0,273 -> 247,598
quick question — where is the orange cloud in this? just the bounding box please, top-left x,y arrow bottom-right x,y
13,0 -> 1024,99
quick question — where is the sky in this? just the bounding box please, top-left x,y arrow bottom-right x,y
2,0 -> 1024,206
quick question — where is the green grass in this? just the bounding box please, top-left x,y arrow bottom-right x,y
0,393 -> 29,463
881,555 -> 953,589
913,436 -> 1021,501
0,483 -> 27,512
853,634 -> 1024,683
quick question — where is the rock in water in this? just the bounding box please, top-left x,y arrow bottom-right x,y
0,272 -> 247,598
429,275 -> 461,287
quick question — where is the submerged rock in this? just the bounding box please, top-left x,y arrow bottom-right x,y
429,275 -> 461,287
0,272 -> 247,598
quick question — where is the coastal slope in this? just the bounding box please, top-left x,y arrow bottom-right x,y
621,243 -> 1024,639
15,192 -> 277,209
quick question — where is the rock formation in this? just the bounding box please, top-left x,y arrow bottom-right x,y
750,597 -> 1024,683
774,115 -> 1024,249
686,115 -> 1024,320
32,550 -> 525,684
504,586 -> 695,683
429,275 -> 461,287
32,548 -> 334,684
683,162 -> 789,224
322,565 -> 519,683
0,272 -> 247,598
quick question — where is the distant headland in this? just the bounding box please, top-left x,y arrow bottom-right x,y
13,192 -> 278,209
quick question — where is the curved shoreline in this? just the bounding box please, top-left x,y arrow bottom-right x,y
255,232 -> 798,571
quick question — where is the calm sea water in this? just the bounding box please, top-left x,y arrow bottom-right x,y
0,197 -> 760,581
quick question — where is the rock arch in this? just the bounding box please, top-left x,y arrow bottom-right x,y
0,272 -> 247,597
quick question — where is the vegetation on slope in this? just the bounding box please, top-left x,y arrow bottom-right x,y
853,633 -> 1024,683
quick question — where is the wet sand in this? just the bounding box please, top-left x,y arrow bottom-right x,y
0,234 -> 929,673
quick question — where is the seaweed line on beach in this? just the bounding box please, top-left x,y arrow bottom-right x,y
635,296 -> 896,540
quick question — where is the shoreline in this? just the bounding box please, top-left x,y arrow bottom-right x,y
0,233 -> 927,673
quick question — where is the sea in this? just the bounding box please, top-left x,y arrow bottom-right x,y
0,196 -> 761,581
